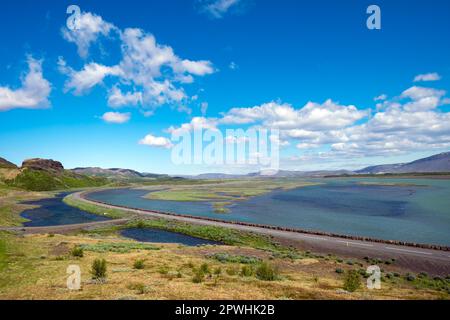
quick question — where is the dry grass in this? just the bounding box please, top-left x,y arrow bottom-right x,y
0,232 -> 447,300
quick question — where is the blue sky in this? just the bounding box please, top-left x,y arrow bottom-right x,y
0,0 -> 450,174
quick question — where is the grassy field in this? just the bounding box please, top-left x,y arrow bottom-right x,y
0,185 -> 53,226
144,180 -> 319,213
0,228 -> 448,300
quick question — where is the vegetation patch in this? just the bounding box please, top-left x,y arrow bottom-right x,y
80,242 -> 160,253
125,219 -> 298,257
208,253 -> 261,264
63,195 -> 130,219
5,169 -> 108,191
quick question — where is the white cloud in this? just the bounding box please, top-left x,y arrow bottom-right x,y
167,117 -> 218,135
401,86 -> 446,112
220,100 -> 368,130
0,56 -> 51,111
229,61 -> 238,70
200,0 -> 241,19
101,111 -> 131,124
139,134 -> 173,148
413,72 -> 441,82
60,15 -> 215,112
374,94 -> 387,101
62,12 -> 115,58
108,87 -> 142,108
61,61 -> 122,95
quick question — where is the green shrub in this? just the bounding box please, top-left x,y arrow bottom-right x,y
405,274 -> 416,282
71,246 -> 84,258
91,258 -> 107,279
127,282 -> 148,294
226,266 -> 238,276
200,263 -> 210,274
343,270 -> 361,292
133,259 -> 145,270
213,267 -> 222,275
158,266 -> 169,275
255,262 -> 278,281
192,269 -> 205,283
335,268 -> 344,274
240,265 -> 254,277
209,253 -> 261,264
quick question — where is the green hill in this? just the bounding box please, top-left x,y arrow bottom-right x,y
0,157 -> 108,191
4,168 -> 108,191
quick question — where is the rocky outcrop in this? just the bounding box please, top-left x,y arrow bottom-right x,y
21,158 -> 64,172
0,157 -> 18,169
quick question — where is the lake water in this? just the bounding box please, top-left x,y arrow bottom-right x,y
86,178 -> 450,246
121,228 -> 222,246
20,192 -> 111,227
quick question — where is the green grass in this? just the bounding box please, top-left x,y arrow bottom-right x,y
80,242 -> 160,253
63,195 -> 131,219
208,253 -> 261,264
145,180 -> 319,204
125,219 -> 299,257
0,236 -> 7,272
0,201 -> 28,226
4,169 -> 108,191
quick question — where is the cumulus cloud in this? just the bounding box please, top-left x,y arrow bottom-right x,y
199,0 -> 242,19
139,134 -> 173,148
0,56 -> 51,111
101,111 -> 131,124
165,82 -> 450,161
62,12 -> 116,58
401,86 -> 446,112
167,117 -> 218,135
220,100 -> 368,130
108,87 -> 142,108
60,12 -> 215,115
413,72 -> 441,82
59,59 -> 122,95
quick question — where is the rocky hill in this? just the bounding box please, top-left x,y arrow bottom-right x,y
22,158 -> 64,172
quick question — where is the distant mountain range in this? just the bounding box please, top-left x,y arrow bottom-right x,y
180,152 -> 450,179
71,167 -> 169,180
1,151 -> 449,191
356,152 -> 450,174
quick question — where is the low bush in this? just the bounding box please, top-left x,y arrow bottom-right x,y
133,259 -> 145,270
71,246 -> 84,258
91,258 -> 107,279
192,269 -> 205,283
343,270 -> 361,292
240,265 -> 254,277
255,262 -> 278,281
